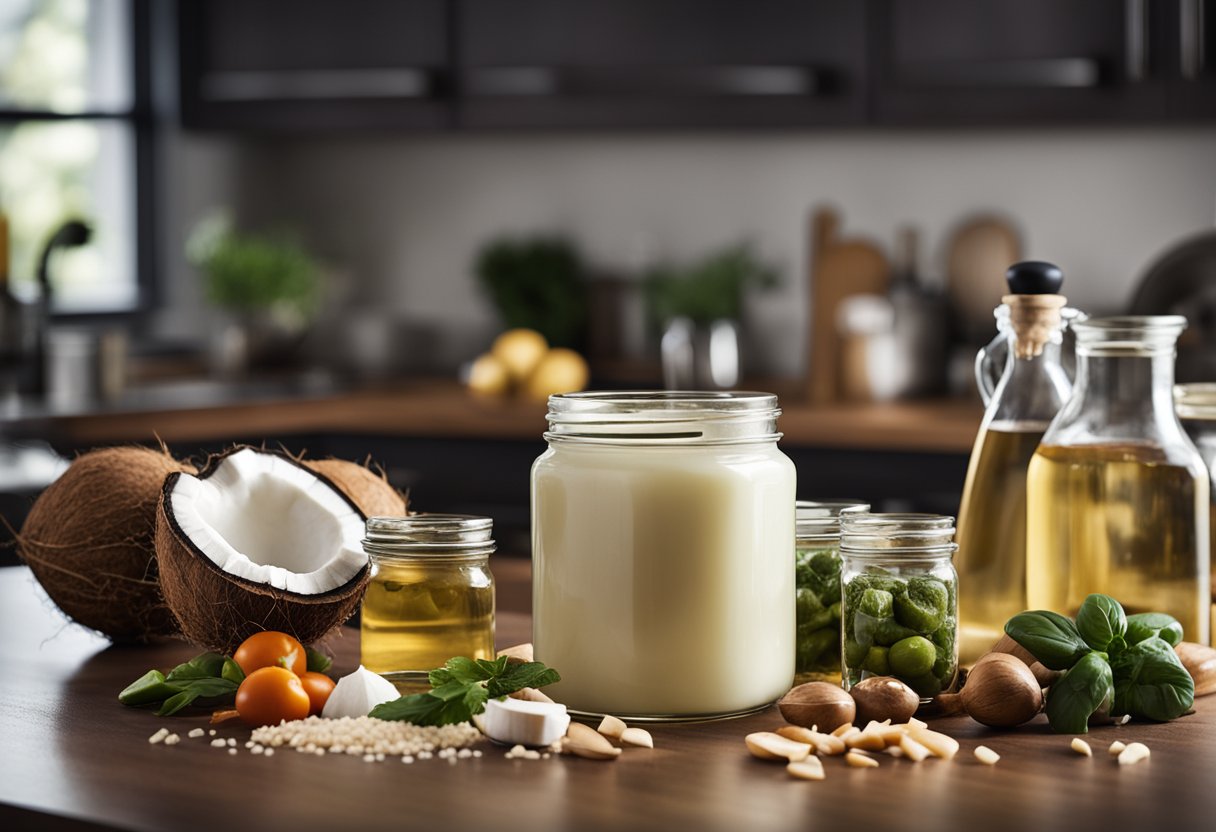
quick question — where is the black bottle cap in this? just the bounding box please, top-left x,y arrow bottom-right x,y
1005,261 -> 1064,294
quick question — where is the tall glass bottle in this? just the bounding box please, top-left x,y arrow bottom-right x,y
1027,317 -> 1211,645
955,262 -> 1074,663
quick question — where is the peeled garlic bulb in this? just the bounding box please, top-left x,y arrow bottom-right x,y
481,697 -> 570,747
321,665 -> 400,719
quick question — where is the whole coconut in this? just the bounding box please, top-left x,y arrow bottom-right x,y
18,446 -> 194,641
303,458 -> 408,518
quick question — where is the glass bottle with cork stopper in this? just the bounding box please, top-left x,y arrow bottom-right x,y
955,262 -> 1076,663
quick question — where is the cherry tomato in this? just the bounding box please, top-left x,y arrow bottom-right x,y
233,631 -> 306,677
235,667 -> 311,727
299,671 -> 336,716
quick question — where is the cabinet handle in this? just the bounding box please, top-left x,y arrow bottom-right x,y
897,58 -> 1102,89
463,66 -> 821,97
1126,0 -> 1149,81
200,69 -> 432,102
1181,0 -> 1207,79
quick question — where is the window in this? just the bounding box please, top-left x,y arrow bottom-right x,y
0,0 -> 143,314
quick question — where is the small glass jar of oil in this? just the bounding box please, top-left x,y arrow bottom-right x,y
360,514 -> 496,688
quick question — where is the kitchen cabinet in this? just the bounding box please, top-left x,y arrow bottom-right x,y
177,0 -> 452,131
871,0 -> 1172,124
1163,0 -> 1216,117
455,0 -> 868,129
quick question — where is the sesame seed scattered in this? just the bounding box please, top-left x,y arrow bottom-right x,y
209,729 -> 217,736
188,728 -> 205,739
210,739 -> 227,748
228,748 -> 237,756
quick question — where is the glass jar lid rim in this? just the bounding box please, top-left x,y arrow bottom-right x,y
1073,315 -> 1187,334
549,390 -> 778,416
364,513 -> 494,550
796,501 -> 870,537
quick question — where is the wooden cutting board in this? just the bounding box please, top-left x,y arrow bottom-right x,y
945,215 -> 1022,343
806,207 -> 890,403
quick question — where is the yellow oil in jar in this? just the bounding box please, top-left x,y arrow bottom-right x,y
361,560 -> 495,679
955,421 -> 1047,663
1026,443 -> 1210,643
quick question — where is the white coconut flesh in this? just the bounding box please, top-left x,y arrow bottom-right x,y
165,448 -> 366,594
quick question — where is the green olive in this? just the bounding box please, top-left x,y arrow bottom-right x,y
889,636 -> 936,678
862,645 -> 890,675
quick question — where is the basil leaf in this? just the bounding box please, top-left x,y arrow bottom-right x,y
221,658 -> 245,685
1111,637 -> 1195,721
1125,613 -> 1184,648
156,690 -> 199,717
165,652 -> 229,682
1005,611 -> 1092,670
305,647 -> 332,674
119,670 -> 180,707
488,662 -> 562,698
1044,652 -> 1114,734
371,686 -> 488,726
1075,594 -> 1126,652
178,677 -> 239,699
429,656 -> 501,687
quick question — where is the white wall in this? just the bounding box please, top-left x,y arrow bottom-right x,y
159,128 -> 1216,376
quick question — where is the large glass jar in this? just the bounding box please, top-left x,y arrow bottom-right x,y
1175,383 -> 1216,639
360,514 -> 496,688
795,500 -> 869,682
1027,317 -> 1211,645
840,513 -> 959,700
532,391 -> 796,719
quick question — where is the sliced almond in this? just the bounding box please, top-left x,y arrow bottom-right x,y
776,725 -> 822,745
898,734 -> 931,763
907,717 -> 927,730
597,715 -> 627,740
907,726 -> 960,760
883,746 -> 904,758
787,758 -> 826,781
974,745 -> 1000,766
846,730 -> 886,752
1108,741 -> 1127,757
1117,742 -> 1150,766
831,724 -> 860,740
1070,738 -> 1093,757
878,725 -> 908,747
509,687 -> 555,704
845,750 -> 879,768
745,732 -> 813,762
815,734 -> 847,756
564,722 -> 622,760
620,727 -> 653,749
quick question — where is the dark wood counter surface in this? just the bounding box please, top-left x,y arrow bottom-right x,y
2,560 -> 1212,832
16,379 -> 982,453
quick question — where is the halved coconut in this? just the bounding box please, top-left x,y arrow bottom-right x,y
156,446 -> 371,653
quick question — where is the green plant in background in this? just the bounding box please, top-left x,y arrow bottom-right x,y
643,243 -> 778,328
475,237 -> 588,349
187,214 -> 322,327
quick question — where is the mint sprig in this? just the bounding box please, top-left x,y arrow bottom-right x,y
370,656 -> 561,726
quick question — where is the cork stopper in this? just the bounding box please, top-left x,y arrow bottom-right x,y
1003,294 -> 1067,358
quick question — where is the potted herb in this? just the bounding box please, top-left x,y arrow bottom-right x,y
474,236 -> 588,350
643,243 -> 778,389
188,214 -> 322,370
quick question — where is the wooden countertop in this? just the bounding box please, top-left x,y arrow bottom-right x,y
23,379 -> 982,453
2,561 -> 1212,832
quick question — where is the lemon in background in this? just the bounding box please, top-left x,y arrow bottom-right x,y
491,328 -> 549,383
525,348 -> 589,401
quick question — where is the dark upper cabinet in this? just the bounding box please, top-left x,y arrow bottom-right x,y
1162,0 -> 1216,116
454,0 -> 868,129
178,0 -> 452,131
871,0 -> 1172,124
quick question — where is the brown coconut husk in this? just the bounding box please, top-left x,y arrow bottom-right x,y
155,446 -> 371,654
16,445 -> 195,642
301,456 -> 408,518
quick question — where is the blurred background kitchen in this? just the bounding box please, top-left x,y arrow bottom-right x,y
1,0 -> 1214,556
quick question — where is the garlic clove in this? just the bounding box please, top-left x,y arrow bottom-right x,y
321,665 -> 401,719
482,697 -> 571,747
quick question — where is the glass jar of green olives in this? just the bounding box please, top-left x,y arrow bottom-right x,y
795,501 -> 869,682
840,513 -> 958,700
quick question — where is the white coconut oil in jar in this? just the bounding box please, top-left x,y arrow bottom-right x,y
531,392 -> 796,719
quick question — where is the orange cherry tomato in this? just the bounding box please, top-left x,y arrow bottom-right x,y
233,631 -> 306,677
235,667 -> 311,727
299,671 -> 336,716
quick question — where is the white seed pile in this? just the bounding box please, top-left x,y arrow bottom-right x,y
248,716 -> 482,762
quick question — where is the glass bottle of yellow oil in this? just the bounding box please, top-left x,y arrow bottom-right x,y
1027,317 -> 1211,645
360,514 -> 496,688
955,262 -> 1073,663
